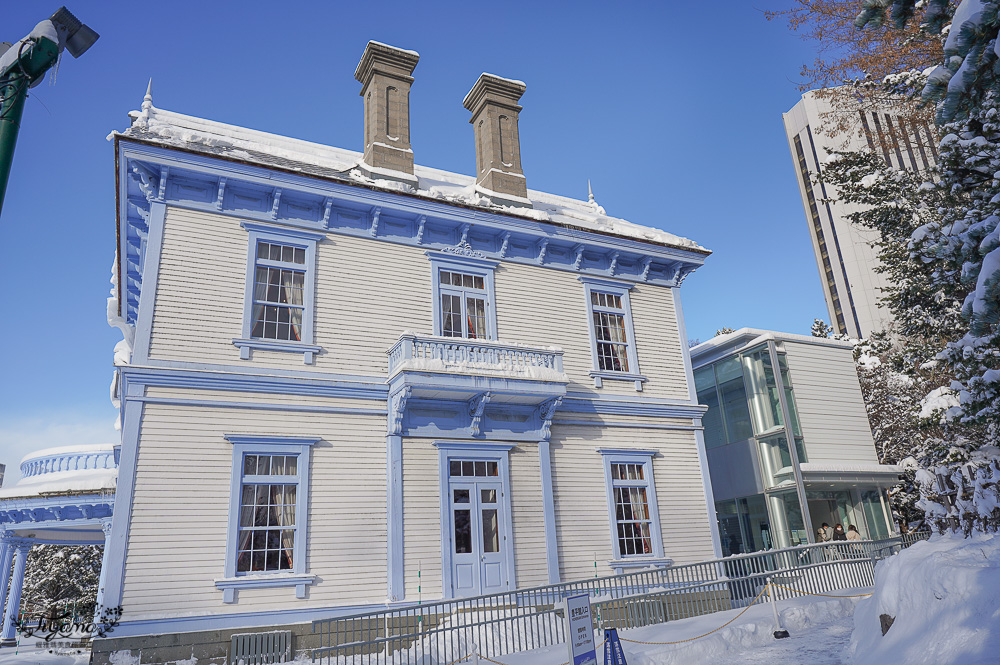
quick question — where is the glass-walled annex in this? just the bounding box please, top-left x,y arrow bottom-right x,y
694,339 -> 895,555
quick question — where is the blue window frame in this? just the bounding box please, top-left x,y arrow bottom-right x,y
597,449 -> 666,564
580,277 -> 645,390
428,252 -> 498,339
233,222 -> 324,364
217,434 -> 320,603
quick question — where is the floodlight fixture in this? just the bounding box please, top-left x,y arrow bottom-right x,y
49,6 -> 100,58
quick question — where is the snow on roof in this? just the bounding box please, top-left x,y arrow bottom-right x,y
0,468 -> 117,500
799,462 -> 903,476
367,40 -> 419,57
21,443 -> 116,465
116,104 -> 707,254
690,327 -> 853,358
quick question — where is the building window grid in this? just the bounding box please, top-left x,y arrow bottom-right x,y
251,240 -> 307,343
236,452 -> 299,574
611,462 -> 653,556
591,291 -> 631,373
793,134 -> 847,333
804,127 -> 861,336
440,269 -> 489,339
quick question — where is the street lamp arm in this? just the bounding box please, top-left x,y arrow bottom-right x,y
0,7 -> 99,218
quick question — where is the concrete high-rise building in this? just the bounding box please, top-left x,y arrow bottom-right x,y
782,91 -> 938,339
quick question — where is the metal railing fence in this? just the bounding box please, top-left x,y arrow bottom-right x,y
311,532 -> 930,664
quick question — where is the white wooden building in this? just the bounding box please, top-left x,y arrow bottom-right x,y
94,42 -> 720,663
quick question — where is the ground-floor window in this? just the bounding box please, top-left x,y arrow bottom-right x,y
597,449 -> 665,560
223,435 -> 317,580
806,487 -> 893,541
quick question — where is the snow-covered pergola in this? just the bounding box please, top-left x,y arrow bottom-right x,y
0,444 -> 117,646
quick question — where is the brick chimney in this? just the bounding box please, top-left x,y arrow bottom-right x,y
463,73 -> 529,207
355,41 -> 420,184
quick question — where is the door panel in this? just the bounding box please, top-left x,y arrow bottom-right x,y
448,476 -> 507,597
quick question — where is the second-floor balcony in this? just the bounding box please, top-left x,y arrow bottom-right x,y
386,333 -> 568,440
388,333 -> 567,384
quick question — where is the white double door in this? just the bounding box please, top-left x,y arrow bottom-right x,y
449,478 -> 507,597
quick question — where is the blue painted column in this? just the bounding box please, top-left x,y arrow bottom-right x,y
386,435 -> 404,601
538,440 -> 560,584
91,520 -> 114,634
0,541 -> 30,646
0,535 -> 15,626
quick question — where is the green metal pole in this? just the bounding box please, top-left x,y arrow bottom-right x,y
0,36 -> 60,217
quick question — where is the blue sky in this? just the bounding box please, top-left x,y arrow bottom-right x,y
0,1 -> 826,478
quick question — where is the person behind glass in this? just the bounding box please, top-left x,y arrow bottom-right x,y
846,524 -> 862,541
833,523 -> 847,541
817,522 -> 833,542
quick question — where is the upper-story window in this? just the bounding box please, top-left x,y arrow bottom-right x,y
428,252 -> 498,340
234,222 -> 324,364
440,269 -> 488,338
591,291 -> 630,372
252,241 -> 306,342
580,277 -> 645,390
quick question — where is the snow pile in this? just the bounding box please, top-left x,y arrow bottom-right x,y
115,103 -> 706,253
507,592 -> 864,665
850,533 -> 1000,665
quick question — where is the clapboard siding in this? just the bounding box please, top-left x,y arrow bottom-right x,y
401,437 -> 442,599
783,341 -> 879,464
508,444 -> 547,589
143,386 -> 383,411
549,424 -> 715,582
122,401 -> 387,619
494,264 -> 688,400
148,206 -> 690,399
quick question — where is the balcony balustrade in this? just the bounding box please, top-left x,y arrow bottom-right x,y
19,445 -> 118,480
387,333 -> 566,383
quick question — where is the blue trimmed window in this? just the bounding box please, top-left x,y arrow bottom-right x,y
217,435 -> 320,603
428,252 -> 498,340
234,222 -> 324,364
580,277 -> 645,390
597,449 -> 666,566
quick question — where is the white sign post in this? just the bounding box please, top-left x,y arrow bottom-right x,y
565,593 -> 598,665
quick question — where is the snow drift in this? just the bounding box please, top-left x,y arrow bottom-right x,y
850,533 -> 1000,665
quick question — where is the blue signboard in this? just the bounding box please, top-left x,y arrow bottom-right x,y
604,629 -> 629,665
565,594 -> 597,665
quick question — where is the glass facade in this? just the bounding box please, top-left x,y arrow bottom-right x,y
716,494 -> 771,556
698,343 -> 810,551
694,359 -> 753,449
698,340 -> 897,553
767,489 -> 808,547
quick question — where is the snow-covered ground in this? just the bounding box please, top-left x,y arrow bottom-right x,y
0,534 -> 995,665
0,637 -> 89,665
511,592 -> 865,665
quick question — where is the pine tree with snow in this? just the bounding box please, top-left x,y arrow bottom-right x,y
20,545 -> 102,621
811,318 -> 835,338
